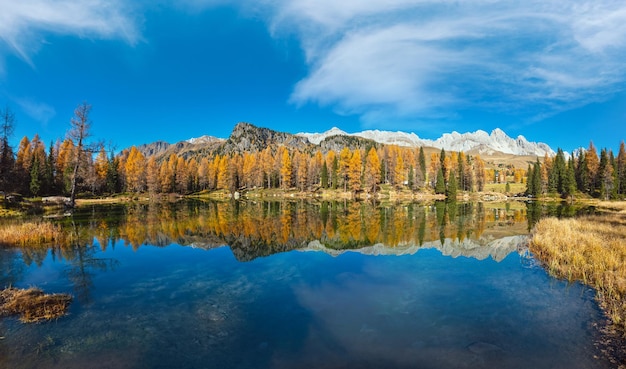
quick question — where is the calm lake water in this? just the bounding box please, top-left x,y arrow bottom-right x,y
0,200 -> 617,368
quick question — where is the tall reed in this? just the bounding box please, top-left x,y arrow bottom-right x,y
531,214 -> 626,333
0,221 -> 64,247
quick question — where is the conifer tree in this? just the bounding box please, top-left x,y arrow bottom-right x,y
474,155 -> 486,191
68,102 -> 93,208
617,141 -> 626,195
331,156 -> 339,190
364,147 -> 380,192
563,157 -> 577,199
446,171 -> 457,200
598,148 -> 614,200
585,142 -> 600,195
320,161 -> 329,189
418,147 -> 426,185
526,164 -> 534,195
531,161 -> 542,197
0,106 -> 16,194
435,167 -> 446,194
347,149 -> 362,192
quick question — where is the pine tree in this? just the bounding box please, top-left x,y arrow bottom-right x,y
599,148 -> 614,200
617,141 -> 626,196
563,157 -> 577,199
0,106 -> 16,194
105,153 -> 120,194
435,167 -> 446,194
439,148 -> 447,181
418,147 -> 426,185
44,141 -> 55,195
446,171 -> 457,200
320,161 -> 329,189
531,161 -> 542,197
331,156 -> 339,190
526,164 -> 534,195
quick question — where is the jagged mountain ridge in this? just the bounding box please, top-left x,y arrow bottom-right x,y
136,122 -> 554,161
297,127 -> 555,157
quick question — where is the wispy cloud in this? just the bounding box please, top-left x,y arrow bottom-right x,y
15,98 -> 56,125
0,0 -> 140,67
264,0 -> 626,125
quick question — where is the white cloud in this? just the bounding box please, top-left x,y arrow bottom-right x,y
15,98 -> 56,125
0,0 -> 139,66
265,0 -> 626,124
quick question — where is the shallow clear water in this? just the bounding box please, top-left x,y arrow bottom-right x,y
0,201 -> 616,368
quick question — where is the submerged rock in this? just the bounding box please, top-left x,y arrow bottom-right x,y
467,341 -> 503,355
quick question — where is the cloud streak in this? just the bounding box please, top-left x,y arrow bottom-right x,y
0,0 -> 139,67
265,0 -> 626,125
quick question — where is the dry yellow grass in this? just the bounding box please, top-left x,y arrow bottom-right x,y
530,214 -> 626,333
0,287 -> 72,323
0,221 -> 64,247
597,201 -> 626,214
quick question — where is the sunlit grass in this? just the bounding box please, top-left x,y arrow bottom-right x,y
596,201 -> 626,214
0,287 -> 72,323
530,214 -> 626,334
483,182 -> 526,194
0,221 -> 65,247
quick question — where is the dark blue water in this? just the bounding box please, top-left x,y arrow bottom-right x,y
0,239 -> 613,369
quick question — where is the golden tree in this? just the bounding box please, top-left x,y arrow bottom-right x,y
279,148 -> 292,189
146,156 -> 160,194
347,149 -> 362,192
364,147 -> 381,192
124,146 -> 146,193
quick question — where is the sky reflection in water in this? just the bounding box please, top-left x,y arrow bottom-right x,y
0,201 -> 613,368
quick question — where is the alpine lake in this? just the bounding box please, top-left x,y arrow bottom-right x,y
0,199 -> 622,368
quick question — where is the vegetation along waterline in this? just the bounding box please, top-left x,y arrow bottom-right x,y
530,204 -> 626,335
0,287 -> 72,323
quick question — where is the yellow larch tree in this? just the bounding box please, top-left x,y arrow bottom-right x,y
146,156 -> 160,194
347,149 -> 362,192
339,147 -> 351,191
94,147 -> 109,193
216,155 -> 229,190
364,147 -> 381,192
124,146 -> 146,193
279,147 -> 292,189
198,157 -> 210,190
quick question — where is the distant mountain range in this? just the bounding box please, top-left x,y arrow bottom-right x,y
297,127 -> 555,157
136,122 -> 555,160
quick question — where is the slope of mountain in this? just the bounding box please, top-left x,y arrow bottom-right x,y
297,127 -> 555,157
219,122 -> 313,154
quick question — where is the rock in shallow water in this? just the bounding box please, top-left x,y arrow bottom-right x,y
467,341 -> 503,355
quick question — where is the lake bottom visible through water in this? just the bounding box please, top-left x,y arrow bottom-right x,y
0,240 -> 617,369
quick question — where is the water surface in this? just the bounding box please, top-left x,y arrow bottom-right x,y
0,200 -> 615,368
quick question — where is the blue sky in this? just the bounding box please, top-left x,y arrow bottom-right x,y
1,0 -> 625,153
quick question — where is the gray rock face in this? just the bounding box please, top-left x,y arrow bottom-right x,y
221,122 -> 312,154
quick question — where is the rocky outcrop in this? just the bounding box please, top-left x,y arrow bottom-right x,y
219,122 -> 312,154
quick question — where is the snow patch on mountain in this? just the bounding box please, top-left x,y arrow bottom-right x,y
297,127 -> 555,157
186,135 -> 225,145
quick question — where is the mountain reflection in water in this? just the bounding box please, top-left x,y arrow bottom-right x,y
23,199 -> 587,264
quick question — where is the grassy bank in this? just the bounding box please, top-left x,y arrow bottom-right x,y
0,221 -> 65,247
530,211 -> 626,334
